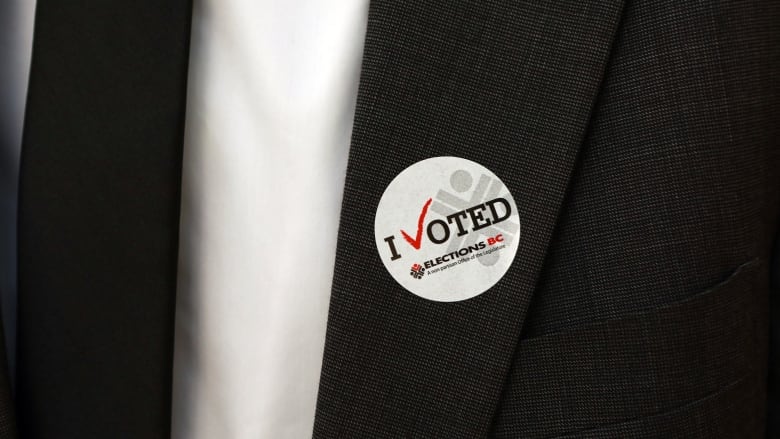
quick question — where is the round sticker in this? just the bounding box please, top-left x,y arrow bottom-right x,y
374,156 -> 521,302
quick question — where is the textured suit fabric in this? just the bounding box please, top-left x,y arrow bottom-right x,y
313,0 -> 627,436
15,1 -> 192,438
314,0 -> 780,437
770,233 -> 780,437
492,1 -> 780,436
0,304 -> 15,438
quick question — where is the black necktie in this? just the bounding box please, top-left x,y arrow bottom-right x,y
17,1 -> 192,437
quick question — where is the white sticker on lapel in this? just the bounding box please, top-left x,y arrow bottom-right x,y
375,156 -> 521,302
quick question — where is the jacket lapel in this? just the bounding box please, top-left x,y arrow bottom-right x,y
314,0 -> 626,436
16,1 -> 192,437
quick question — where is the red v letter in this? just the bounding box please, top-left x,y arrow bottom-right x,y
400,198 -> 432,250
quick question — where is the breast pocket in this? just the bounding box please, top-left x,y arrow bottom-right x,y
491,258 -> 768,438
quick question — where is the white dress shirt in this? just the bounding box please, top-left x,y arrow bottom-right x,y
173,1 -> 368,437
1,0 -> 369,437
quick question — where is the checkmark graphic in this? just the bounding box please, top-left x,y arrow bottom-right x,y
400,198 -> 433,250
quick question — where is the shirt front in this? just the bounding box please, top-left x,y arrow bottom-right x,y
172,1 -> 369,437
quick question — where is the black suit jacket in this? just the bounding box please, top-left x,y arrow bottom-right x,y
3,0 -> 779,438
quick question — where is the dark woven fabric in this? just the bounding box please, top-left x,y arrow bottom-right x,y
0,297 -> 15,439
314,0 -> 780,437
770,232 -> 780,438
313,0 -> 626,437
492,0 -> 780,437
494,261 -> 768,437
15,1 -> 192,438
